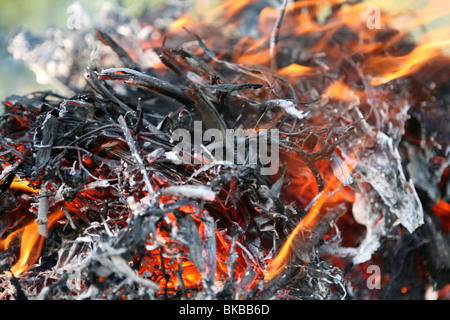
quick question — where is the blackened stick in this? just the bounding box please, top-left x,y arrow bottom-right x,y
99,68 -> 193,107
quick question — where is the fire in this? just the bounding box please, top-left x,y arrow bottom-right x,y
433,199 -> 450,232
0,208 -> 64,276
9,179 -> 39,194
268,148 -> 359,279
169,15 -> 193,33
323,81 -> 363,103
276,64 -> 318,80
220,0 -> 256,20
136,200 -> 267,295
1,0 -> 449,300
369,34 -> 450,86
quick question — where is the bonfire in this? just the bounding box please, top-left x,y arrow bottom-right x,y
0,0 -> 449,300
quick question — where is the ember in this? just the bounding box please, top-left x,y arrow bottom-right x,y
0,0 -> 449,301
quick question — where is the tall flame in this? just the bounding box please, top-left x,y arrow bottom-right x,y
267,148 -> 359,279
1,209 -> 64,276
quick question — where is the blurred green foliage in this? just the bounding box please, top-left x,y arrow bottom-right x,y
0,0 -> 168,32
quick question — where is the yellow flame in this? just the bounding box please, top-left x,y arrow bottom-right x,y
9,179 -> 39,193
2,210 -> 65,276
169,15 -> 192,33
370,37 -> 450,85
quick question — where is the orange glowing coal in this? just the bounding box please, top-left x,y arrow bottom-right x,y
433,199 -> 450,232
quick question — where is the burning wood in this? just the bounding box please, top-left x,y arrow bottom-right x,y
0,0 -> 449,300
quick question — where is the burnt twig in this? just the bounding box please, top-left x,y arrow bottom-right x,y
185,82 -> 228,134
118,115 -> 157,203
270,0 -> 289,70
95,29 -> 141,71
99,68 -> 193,107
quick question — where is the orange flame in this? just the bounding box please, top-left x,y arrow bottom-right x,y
369,33 -> 450,85
1,209 -> 64,276
433,198 -> 450,233
169,15 -> 193,33
221,0 -> 256,20
323,81 -> 363,102
276,63 -> 318,81
267,148 -> 359,279
9,179 -> 39,193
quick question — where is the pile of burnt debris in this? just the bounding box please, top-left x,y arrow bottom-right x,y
0,1 -> 449,300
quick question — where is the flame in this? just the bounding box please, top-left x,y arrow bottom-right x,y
267,148 -> 359,279
168,0 -> 256,34
433,199 -> 450,232
220,0 -> 256,20
1,210 -> 64,276
9,179 -> 39,193
276,63 -> 318,80
323,81 -> 363,102
369,32 -> 450,85
138,204 -> 266,294
169,15 -> 193,33
338,1 -> 450,85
